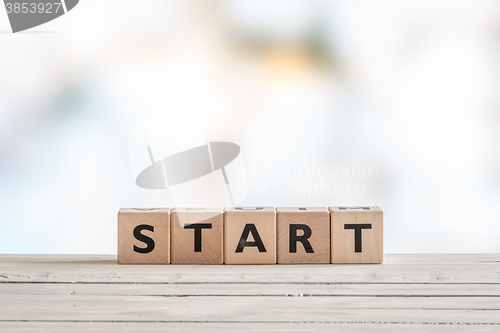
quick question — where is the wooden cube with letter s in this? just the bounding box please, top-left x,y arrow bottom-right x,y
117,208 -> 170,264
329,206 -> 383,264
224,207 -> 276,264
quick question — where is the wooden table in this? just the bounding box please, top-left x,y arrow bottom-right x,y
0,254 -> 499,332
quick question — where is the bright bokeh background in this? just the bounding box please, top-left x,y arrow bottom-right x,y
1,0 -> 499,254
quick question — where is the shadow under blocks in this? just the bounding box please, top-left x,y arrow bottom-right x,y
117,206 -> 383,264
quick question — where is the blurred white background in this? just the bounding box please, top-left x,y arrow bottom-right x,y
0,0 -> 499,254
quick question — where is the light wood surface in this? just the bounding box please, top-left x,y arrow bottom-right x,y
0,254 -> 498,332
117,208 -> 170,264
330,206 -> 383,264
224,207 -> 276,264
277,207 -> 330,264
171,208 -> 223,264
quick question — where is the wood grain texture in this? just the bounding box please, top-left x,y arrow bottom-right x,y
224,207 -> 276,264
2,255 -> 500,284
277,207 -> 330,264
0,254 -> 499,332
117,208 -> 170,264
2,283 -> 500,297
0,322 -> 498,333
330,206 -> 383,264
171,208 -> 223,264
1,294 -> 500,322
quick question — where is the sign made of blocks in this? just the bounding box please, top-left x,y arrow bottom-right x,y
117,206 -> 383,264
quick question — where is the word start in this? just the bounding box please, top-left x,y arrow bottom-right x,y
118,206 -> 383,265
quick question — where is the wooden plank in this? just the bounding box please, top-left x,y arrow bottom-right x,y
0,295 -> 499,323
1,283 -> 500,297
2,254 -> 499,265
381,253 -> 500,263
0,253 -> 500,264
0,254 -> 498,332
0,255 -> 499,284
1,322 -> 498,333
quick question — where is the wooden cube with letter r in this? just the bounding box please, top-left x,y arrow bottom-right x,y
171,208 -> 223,264
329,206 -> 383,264
277,207 -> 330,264
117,208 -> 170,264
224,207 -> 276,264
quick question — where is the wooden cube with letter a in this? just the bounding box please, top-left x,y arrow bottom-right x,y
224,207 -> 276,264
277,207 -> 330,264
329,206 -> 383,264
117,208 -> 170,264
171,208 -> 223,264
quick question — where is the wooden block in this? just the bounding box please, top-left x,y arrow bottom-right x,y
117,208 -> 170,264
276,207 -> 330,264
170,208 -> 223,264
329,206 -> 383,264
224,207 -> 276,264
